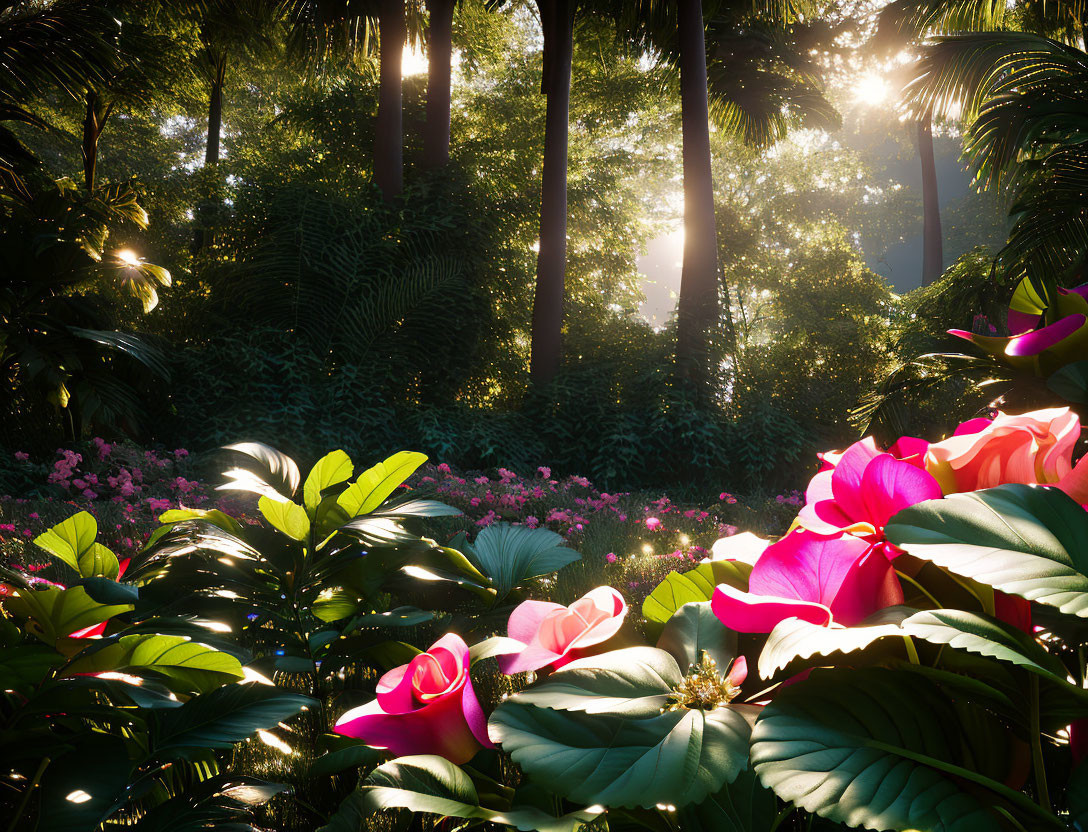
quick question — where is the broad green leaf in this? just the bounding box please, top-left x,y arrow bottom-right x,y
158,507 -> 245,536
313,588 -> 363,623
679,768 -> 781,832
643,560 -> 752,635
0,645 -> 65,692
324,755 -> 605,832
469,636 -> 524,665
337,451 -> 428,517
885,484 -> 1088,617
131,774 -> 290,830
373,496 -> 461,518
219,442 -> 301,500
1047,359 -> 1088,404
657,601 -> 738,671
37,733 -> 132,832
488,647 -> 757,809
309,744 -> 386,778
4,586 -> 132,645
151,683 -> 314,752
34,512 -> 118,579
751,668 -> 1063,831
459,522 -> 579,600
64,634 -> 244,693
258,495 -> 310,541
304,450 -> 354,513
80,577 -> 138,606
344,606 -> 433,632
759,606 -> 915,679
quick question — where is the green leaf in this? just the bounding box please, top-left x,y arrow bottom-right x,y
679,768 -> 781,832
1047,359 -> 1088,404
0,645 -> 65,693
337,451 -> 428,517
459,523 -> 579,600
79,576 -> 139,606
304,450 -> 354,513
309,744 -> 386,778
131,774 -> 290,831
151,683 -> 314,753
220,442 -> 301,500
4,586 -> 132,645
751,667 -> 1063,831
657,601 -> 738,670
323,755 -> 605,832
885,484 -> 1088,617
158,507 -> 245,537
37,733 -> 132,832
643,560 -> 752,636
469,636 -> 524,665
65,634 -> 244,693
258,495 -> 310,541
488,647 -> 756,809
34,511 -> 118,579
313,588 -> 363,623
373,497 -> 461,518
759,606 -> 915,679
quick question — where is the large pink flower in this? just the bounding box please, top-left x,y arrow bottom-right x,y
498,586 -> 627,675
711,530 -> 903,633
797,436 -> 942,558
334,633 -> 492,764
925,408 -> 1080,494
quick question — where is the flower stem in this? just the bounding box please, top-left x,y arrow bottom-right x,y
1029,675 -> 1051,812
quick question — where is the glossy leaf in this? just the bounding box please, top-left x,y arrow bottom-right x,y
5,586 -> 132,645
751,668 -> 1062,831
151,683 -> 314,752
657,601 -> 738,670
325,755 -> 605,832
643,560 -> 752,636
337,451 -> 428,517
885,484 -> 1088,617
219,442 -> 301,501
258,496 -> 310,541
34,511 -> 118,579
488,647 -> 756,808
64,634 -> 244,692
37,733 -> 132,832
458,522 -> 579,600
304,450 -> 354,513
131,774 -> 290,831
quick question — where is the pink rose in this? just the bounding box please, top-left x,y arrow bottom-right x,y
333,634 -> 491,764
926,408 -> 1080,494
498,586 -> 627,675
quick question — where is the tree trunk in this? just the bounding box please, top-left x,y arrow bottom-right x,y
423,0 -> 455,169
675,0 -> 719,389
529,0 -> 573,387
205,54 -> 226,166
375,0 -> 406,201
82,91 -> 103,191
918,112 -> 943,285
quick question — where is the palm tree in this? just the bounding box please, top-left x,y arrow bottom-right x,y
423,0 -> 456,168
917,110 -> 943,284
529,0 -> 574,386
892,1 -> 1088,287
609,0 -> 837,389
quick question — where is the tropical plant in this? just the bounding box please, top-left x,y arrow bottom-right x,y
0,178 -> 171,441
0,510 -> 314,831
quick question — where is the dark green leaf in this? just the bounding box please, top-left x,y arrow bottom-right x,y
657,601 -> 738,670
459,523 -> 579,600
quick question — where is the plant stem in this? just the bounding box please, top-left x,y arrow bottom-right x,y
1029,675 -> 1051,812
6,756 -> 49,832
902,636 -> 920,665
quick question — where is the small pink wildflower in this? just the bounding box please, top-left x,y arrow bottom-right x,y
13,451 -> 29,461
605,553 -> 618,564
645,517 -> 661,531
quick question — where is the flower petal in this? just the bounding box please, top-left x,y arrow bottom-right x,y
859,454 -> 943,528
711,582 -> 832,633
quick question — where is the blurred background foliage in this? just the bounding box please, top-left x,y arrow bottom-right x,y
0,0 -> 1016,493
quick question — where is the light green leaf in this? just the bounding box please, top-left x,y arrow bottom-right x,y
258,495 -> 310,541
34,512 -> 118,579
4,586 -> 132,645
488,647 -> 756,809
323,755 -> 605,832
337,451 -> 428,518
751,668 -> 1062,831
304,450 -> 354,513
885,484 -> 1088,617
64,634 -> 244,693
643,560 -> 752,636
469,636 -> 524,665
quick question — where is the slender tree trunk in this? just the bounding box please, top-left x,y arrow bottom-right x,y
375,0 -> 406,201
423,0 -> 455,169
529,0 -> 573,386
918,112 -> 943,285
675,0 -> 719,389
205,55 -> 226,166
82,91 -> 102,191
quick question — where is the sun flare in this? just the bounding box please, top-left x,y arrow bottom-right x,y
853,73 -> 890,106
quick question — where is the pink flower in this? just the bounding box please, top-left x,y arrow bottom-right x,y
474,476 -> 489,485
174,448 -> 188,458
498,586 -> 628,675
711,530 -> 904,633
537,466 -> 551,478
926,408 -> 1080,494
645,517 -> 661,531
13,451 -> 28,462
333,634 -> 491,764
525,516 -> 539,528
605,552 -> 618,564
437,462 -> 452,474
798,436 -> 941,558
